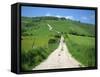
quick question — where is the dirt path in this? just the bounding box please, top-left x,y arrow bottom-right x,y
47,24 -> 53,31
33,36 -> 81,70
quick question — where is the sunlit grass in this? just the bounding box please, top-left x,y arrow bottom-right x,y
65,34 -> 95,67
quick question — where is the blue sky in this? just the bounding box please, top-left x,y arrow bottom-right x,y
21,6 -> 95,24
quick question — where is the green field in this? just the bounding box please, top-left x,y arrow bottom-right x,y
65,34 -> 95,67
21,16 -> 95,70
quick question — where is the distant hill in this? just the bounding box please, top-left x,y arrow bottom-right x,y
21,16 -> 95,37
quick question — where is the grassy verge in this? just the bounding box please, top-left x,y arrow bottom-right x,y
21,35 -> 59,70
65,34 -> 95,67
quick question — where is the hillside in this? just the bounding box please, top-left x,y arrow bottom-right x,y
21,16 -> 95,37
21,16 -> 95,70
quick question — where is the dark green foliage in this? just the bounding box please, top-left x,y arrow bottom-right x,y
21,47 -> 49,70
32,16 -> 59,20
48,38 -> 57,44
54,34 -> 61,38
60,17 -> 66,20
69,31 -> 78,35
21,41 -> 58,71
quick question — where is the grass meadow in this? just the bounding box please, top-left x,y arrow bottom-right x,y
21,16 -> 96,70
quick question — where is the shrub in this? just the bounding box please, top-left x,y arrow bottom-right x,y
69,31 -> 78,35
54,34 -> 61,38
48,38 -> 57,44
21,47 -> 48,70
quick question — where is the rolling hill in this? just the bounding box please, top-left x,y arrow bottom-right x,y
21,16 -> 95,70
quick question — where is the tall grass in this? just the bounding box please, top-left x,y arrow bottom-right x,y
65,34 -> 95,67
21,47 -> 48,70
21,36 -> 59,70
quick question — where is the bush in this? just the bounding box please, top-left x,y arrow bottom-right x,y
69,31 -> 78,35
54,35 -> 61,38
48,38 -> 57,44
21,47 -> 48,70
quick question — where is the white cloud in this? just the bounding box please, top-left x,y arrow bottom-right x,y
55,15 -> 62,18
45,13 -> 75,20
65,16 -> 74,20
45,13 -> 51,16
45,13 -> 60,18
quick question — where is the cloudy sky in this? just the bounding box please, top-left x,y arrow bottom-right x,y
21,6 -> 95,24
